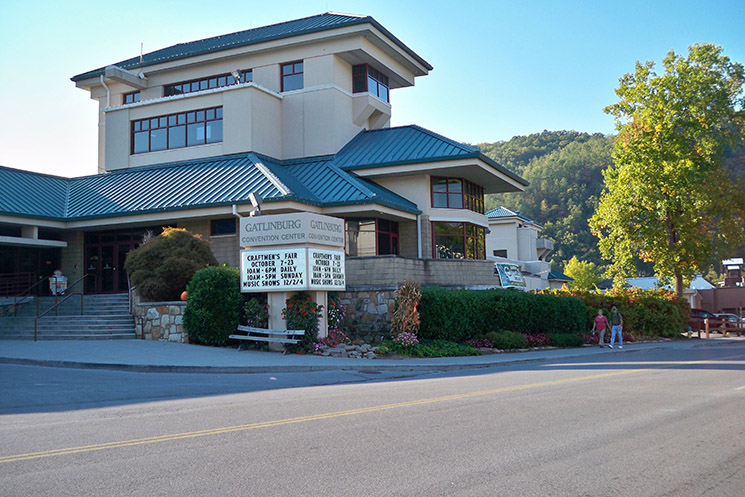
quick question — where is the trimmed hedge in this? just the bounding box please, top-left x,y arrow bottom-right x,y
548,333 -> 585,348
184,265 -> 243,346
538,287 -> 688,338
419,287 -> 586,342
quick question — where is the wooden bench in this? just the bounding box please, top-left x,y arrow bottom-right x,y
701,319 -> 744,338
229,325 -> 305,350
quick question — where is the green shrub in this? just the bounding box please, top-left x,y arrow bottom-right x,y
538,287 -> 688,338
548,333 -> 585,348
485,330 -> 527,349
184,265 -> 242,346
419,287 -> 586,341
385,339 -> 478,357
125,227 -> 217,301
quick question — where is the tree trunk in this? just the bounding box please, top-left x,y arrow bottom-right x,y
674,272 -> 684,298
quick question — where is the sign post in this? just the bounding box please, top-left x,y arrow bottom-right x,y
239,212 -> 346,337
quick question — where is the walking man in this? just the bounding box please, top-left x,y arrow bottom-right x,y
609,306 -> 624,349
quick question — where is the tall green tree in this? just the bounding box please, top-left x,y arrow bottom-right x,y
590,43 -> 745,296
563,256 -> 601,290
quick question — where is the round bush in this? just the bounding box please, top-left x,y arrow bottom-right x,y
125,228 -> 217,302
184,265 -> 243,346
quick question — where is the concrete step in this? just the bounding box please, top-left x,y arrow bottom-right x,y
0,293 -> 135,339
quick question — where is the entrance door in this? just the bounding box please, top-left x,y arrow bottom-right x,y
86,245 -> 128,294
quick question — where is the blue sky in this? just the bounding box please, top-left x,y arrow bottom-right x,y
1,0 -> 743,177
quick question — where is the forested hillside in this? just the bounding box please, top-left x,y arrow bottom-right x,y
476,130 -> 745,274
476,131 -> 613,268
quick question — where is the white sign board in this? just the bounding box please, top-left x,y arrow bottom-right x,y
495,263 -> 526,289
241,247 -> 345,293
240,212 -> 345,248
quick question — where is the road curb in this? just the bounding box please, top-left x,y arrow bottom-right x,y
0,345 -> 664,374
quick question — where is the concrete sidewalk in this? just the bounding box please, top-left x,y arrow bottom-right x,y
0,338 -> 738,374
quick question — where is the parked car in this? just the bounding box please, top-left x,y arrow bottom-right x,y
714,313 -> 742,324
688,309 -> 726,333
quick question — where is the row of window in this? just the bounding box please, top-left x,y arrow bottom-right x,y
206,217 -> 484,260
431,177 -> 485,214
123,61 -> 393,107
353,64 -> 390,102
164,71 -> 253,97
131,107 -> 223,154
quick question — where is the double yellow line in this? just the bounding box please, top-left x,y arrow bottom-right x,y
2,352 -> 743,464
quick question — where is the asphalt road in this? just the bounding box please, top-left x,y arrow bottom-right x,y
1,341 -> 744,496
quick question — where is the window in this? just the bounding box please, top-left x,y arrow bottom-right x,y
345,218 -> 399,256
281,61 -> 303,92
131,106 -> 222,154
432,222 -> 485,259
431,177 -> 485,213
123,91 -> 141,104
493,249 -> 508,258
210,218 -> 237,236
163,71 -> 252,97
353,64 -> 390,102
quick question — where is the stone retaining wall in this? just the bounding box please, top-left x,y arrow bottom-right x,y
131,291 -> 188,343
338,288 -> 396,343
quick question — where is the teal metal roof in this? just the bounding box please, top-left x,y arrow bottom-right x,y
65,155 -> 283,220
335,125 -> 528,186
548,270 -> 573,282
71,13 -> 432,82
0,166 -> 68,220
486,206 -> 535,222
0,151 -> 419,222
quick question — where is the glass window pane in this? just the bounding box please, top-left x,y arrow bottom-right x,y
168,115 -> 177,126
133,121 -> 141,132
282,64 -> 293,75
391,221 -> 399,234
150,128 -> 167,151
244,71 -> 253,82
379,85 -> 389,102
218,76 -> 226,86
448,179 -> 462,192
159,117 -> 167,127
178,113 -> 186,125
187,122 -> 205,146
377,232 -> 392,255
432,192 -> 448,208
227,75 -> 235,85
358,219 -> 376,231
206,108 -> 215,120
378,219 -> 390,232
150,118 -> 158,128
187,112 -> 196,123
283,73 -> 303,91
169,125 -> 186,149
196,110 -> 205,121
449,193 -> 463,208
190,82 -> 199,92
133,131 -> 149,153
432,178 -> 448,192
208,78 -> 217,88
141,120 -> 149,131
199,80 -> 207,90
205,120 -> 222,144
295,62 -> 303,72
216,107 -> 223,118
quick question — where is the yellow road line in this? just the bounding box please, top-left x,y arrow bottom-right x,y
2,353 -> 744,464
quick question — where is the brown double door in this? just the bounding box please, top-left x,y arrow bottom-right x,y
84,228 -> 162,294
85,244 -> 134,294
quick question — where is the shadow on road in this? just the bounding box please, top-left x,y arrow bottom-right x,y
2,341 -> 744,415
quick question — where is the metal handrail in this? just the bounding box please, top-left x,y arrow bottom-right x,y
31,274 -> 94,341
34,292 -> 83,342
4,276 -> 51,317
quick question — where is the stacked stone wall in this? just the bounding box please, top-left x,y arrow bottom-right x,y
131,291 -> 187,343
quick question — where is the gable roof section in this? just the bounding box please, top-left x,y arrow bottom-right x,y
0,166 -> 68,220
335,125 -> 527,186
65,155 -> 283,220
71,13 -> 432,82
0,152 -> 419,222
486,206 -> 538,224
